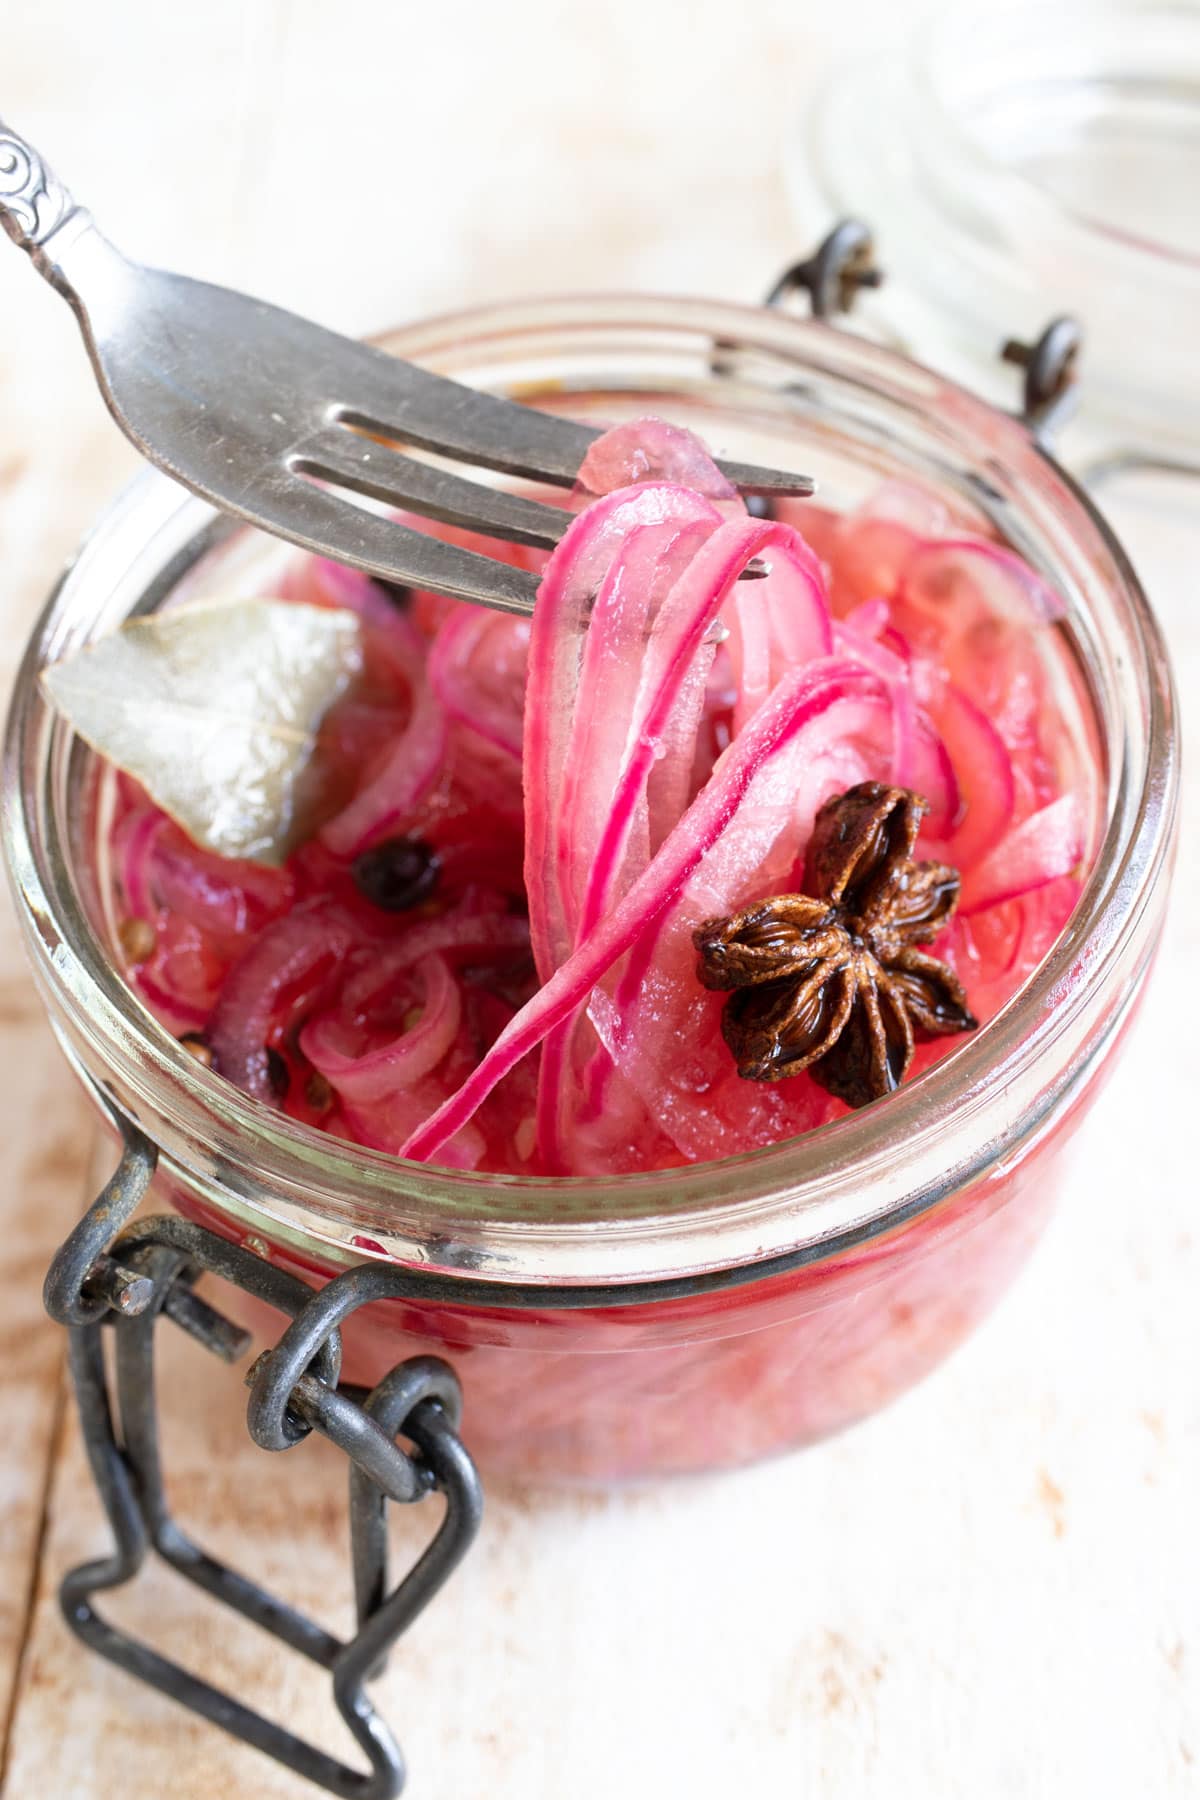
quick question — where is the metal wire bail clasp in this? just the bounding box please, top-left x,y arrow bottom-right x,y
1001,317 -> 1083,449
43,1113 -> 158,1326
44,1119 -> 482,1799
765,218 -> 884,321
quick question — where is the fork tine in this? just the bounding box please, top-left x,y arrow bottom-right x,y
293,426 -> 774,580
229,475 -> 541,615
278,439 -> 770,594
332,338 -> 815,497
293,427 -> 575,549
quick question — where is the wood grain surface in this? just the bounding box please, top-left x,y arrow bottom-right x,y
0,3 -> 1196,1796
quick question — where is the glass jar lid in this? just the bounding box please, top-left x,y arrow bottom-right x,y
787,0 -> 1200,462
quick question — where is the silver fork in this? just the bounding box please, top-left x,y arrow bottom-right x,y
0,119 -> 813,617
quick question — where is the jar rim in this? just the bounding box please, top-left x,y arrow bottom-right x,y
2,292 -> 1179,1291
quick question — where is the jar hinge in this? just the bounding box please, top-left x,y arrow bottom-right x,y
761,220 -> 1084,450
44,1123 -> 482,1800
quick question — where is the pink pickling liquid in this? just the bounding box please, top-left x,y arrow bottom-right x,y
168,1103 -> 1079,1481
164,989 -> 1137,1482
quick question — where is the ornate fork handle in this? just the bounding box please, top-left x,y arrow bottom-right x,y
0,116 -> 86,276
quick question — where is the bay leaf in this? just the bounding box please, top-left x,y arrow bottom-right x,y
41,597 -> 363,863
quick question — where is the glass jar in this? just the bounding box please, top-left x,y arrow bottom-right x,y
788,0 -> 1200,470
2,295 -> 1178,1483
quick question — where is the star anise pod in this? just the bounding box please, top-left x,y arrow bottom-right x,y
693,782 -> 977,1108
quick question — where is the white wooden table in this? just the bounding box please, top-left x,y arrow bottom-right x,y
0,3 -> 1196,1795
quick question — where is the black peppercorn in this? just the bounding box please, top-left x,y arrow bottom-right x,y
305,1070 -> 334,1114
352,836 -> 441,912
265,1047 -> 290,1099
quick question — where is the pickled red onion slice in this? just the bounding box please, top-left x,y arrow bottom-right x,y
320,612 -> 446,858
210,902 -> 363,1100
428,607 -> 527,760
524,483 -> 722,978
536,512 -> 839,1167
302,952 -> 462,1100
901,539 -> 1066,632
115,805 -> 169,923
401,660 -> 883,1162
926,685 -> 1017,868
577,416 -> 737,502
959,795 -> 1085,915
579,516 -> 831,941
